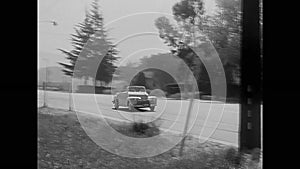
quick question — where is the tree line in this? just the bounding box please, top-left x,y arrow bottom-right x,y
59,0 -> 241,98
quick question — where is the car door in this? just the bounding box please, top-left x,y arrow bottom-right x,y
118,91 -> 128,106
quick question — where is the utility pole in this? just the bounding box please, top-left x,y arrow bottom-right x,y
179,20 -> 197,157
239,0 -> 261,152
43,58 -> 49,108
43,82 -> 47,107
39,19 -> 57,108
68,78 -> 73,111
179,83 -> 195,156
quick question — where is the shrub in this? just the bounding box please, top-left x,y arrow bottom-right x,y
163,145 -> 262,169
109,120 -> 161,138
223,147 -> 243,167
132,121 -> 160,137
132,122 -> 149,134
250,148 -> 261,162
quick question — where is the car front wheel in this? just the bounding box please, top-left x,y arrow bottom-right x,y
114,99 -> 119,110
128,105 -> 135,112
150,106 -> 155,111
128,102 -> 134,112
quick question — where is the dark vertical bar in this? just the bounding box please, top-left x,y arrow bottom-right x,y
240,0 -> 261,151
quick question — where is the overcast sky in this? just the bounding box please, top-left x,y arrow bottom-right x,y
38,0 -> 216,68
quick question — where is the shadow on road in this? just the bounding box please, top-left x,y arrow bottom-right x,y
112,107 -> 154,113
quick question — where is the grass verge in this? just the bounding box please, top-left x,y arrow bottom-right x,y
38,107 -> 261,169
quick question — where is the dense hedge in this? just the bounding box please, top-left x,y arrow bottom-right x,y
76,85 -> 113,94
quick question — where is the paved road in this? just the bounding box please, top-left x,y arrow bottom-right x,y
38,90 -> 241,146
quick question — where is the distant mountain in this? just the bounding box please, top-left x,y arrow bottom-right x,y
38,66 -> 70,85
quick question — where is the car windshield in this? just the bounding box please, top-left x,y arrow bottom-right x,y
128,87 -> 145,92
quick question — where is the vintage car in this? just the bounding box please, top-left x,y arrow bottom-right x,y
112,86 -> 157,111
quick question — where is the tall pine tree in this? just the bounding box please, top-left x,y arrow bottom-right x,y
58,0 -> 118,86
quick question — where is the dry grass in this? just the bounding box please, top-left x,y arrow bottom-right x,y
38,107 -> 261,169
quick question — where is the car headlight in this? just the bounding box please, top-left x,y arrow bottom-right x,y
148,97 -> 156,104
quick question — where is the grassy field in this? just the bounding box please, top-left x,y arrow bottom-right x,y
38,107 -> 261,169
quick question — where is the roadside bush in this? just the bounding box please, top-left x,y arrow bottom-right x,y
223,147 -> 243,168
222,147 -> 262,169
250,148 -> 261,162
165,146 -> 261,169
132,122 -> 149,134
109,120 -> 161,138
132,121 -> 160,137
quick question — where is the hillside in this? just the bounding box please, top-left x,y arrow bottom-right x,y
38,66 -> 70,84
